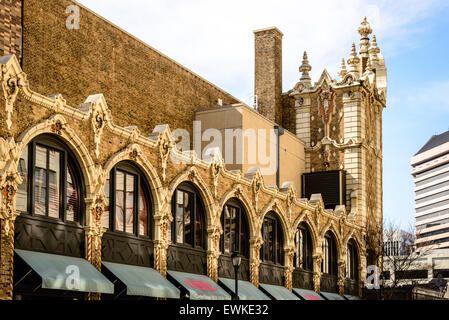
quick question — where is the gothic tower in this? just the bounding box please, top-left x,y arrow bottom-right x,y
290,17 -> 387,267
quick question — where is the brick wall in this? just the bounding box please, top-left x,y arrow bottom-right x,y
20,0 -> 239,136
0,0 -> 21,58
254,27 -> 283,125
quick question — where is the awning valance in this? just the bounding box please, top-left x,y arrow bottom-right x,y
15,249 -> 114,294
259,283 -> 300,300
320,291 -> 345,300
292,288 -> 324,300
167,270 -> 231,300
102,261 -> 180,299
218,278 -> 270,300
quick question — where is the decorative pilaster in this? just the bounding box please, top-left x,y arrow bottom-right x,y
207,227 -> 221,282
359,252 -> 367,297
283,247 -> 295,291
154,218 -> 171,277
249,237 -> 263,287
337,258 -> 346,296
0,138 -> 22,300
84,196 -> 107,301
0,217 -> 16,300
313,253 -> 322,294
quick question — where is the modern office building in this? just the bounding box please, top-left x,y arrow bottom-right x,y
0,1 -> 387,300
411,130 -> 449,251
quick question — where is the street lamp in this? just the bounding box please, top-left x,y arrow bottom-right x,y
232,251 -> 241,300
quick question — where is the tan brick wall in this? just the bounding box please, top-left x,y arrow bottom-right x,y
254,27 -> 282,125
20,0 -> 238,138
0,0 -> 21,58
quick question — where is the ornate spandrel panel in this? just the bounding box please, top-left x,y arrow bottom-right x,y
167,245 -> 207,275
102,232 -> 154,267
218,255 -> 250,281
258,262 -> 284,286
320,273 -> 338,293
344,278 -> 358,296
292,269 -> 314,290
14,215 -> 85,258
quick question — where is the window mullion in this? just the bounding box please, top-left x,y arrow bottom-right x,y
123,172 -> 127,233
192,193 -> 195,247
29,143 -> 35,216
135,175 -> 140,236
45,147 -> 49,217
61,151 -> 67,221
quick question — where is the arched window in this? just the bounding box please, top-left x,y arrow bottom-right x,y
16,134 -> 84,223
294,223 -> 313,270
346,239 -> 359,280
322,232 -> 338,275
220,198 -> 249,257
103,161 -> 152,237
261,211 -> 284,265
170,182 -> 205,248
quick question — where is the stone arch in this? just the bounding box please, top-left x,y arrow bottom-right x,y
15,114 -> 94,194
259,198 -> 292,248
292,210 -> 320,252
218,185 -> 257,240
168,166 -> 215,230
320,220 -> 343,258
103,143 -> 164,214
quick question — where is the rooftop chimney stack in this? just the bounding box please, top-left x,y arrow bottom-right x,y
254,27 -> 283,124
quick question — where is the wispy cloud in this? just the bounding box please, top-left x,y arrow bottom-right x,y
76,0 -> 447,104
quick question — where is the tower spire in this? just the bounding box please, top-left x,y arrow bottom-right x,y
347,43 -> 360,78
338,58 -> 347,79
369,34 -> 380,64
358,17 -> 372,57
299,51 -> 312,87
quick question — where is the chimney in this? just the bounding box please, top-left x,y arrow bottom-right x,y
254,27 -> 283,124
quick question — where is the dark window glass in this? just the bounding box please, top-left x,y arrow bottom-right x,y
294,224 -> 313,270
220,202 -> 249,257
17,137 -> 83,223
171,183 -> 205,248
103,163 -> 152,237
261,212 -> 283,264
66,164 -> 79,222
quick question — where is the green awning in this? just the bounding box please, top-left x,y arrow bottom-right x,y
320,291 -> 345,300
344,294 -> 361,300
102,261 -> 180,299
15,249 -> 114,294
259,283 -> 300,300
167,270 -> 231,300
218,278 -> 270,300
292,288 -> 324,300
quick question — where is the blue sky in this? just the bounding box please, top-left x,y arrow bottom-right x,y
77,0 -> 449,229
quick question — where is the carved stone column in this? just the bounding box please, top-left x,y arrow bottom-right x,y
284,247 -> 295,291
249,237 -> 262,287
0,157 -> 22,300
337,258 -> 346,296
84,197 -> 107,301
0,216 -> 17,300
359,252 -> 367,297
313,253 -> 322,294
206,228 -> 221,282
153,210 -> 171,277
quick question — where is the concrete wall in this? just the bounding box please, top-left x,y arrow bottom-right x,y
195,104 -> 305,193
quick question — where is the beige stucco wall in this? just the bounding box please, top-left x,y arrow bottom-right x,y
195,104 -> 305,193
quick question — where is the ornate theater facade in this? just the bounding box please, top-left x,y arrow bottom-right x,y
0,1 -> 386,300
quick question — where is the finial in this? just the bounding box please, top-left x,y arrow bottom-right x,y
358,17 -> 372,58
358,17 -> 373,38
338,58 -> 347,79
299,51 -> 312,86
363,56 -> 374,76
369,34 -> 380,64
347,43 -> 360,77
